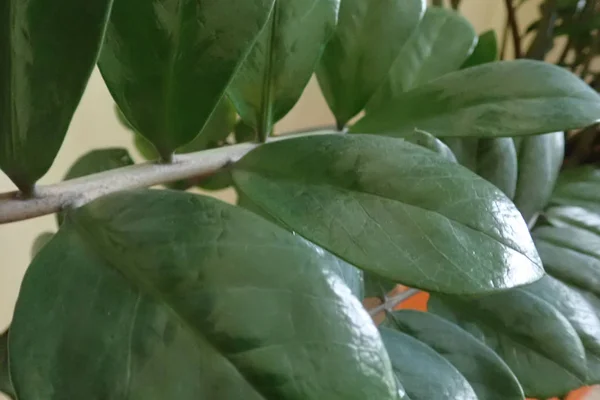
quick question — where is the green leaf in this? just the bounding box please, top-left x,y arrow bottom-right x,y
30,232 -> 54,259
545,205 -> 600,236
367,7 -> 476,111
379,327 -> 477,400
533,225 -> 600,297
228,0 -> 339,140
524,275 -> 600,384
98,0 -> 274,159
56,148 -> 134,225
63,149 -> 134,182
0,0 -> 114,193
364,273 -> 397,300
234,120 -> 257,144
551,166 -> 600,214
0,330 -> 14,399
461,30 -> 498,69
352,60 -> 600,137
385,310 -> 525,400
176,98 -> 237,154
429,291 -> 587,398
10,190 -> 399,400
513,133 -> 564,224
363,129 -> 457,162
316,0 -> 425,127
443,138 -> 518,198
232,134 -> 543,295
403,129 -> 458,162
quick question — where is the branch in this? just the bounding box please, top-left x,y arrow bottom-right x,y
504,0 -> 523,58
0,130 -> 335,224
525,0 -> 557,60
368,289 -> 421,317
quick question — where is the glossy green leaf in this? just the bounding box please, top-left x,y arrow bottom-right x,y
0,330 -> 14,399
232,134 -> 543,295
98,0 -> 274,159
364,129 -> 457,162
0,0 -> 114,193
56,148 -> 134,225
513,132 -> 564,225
461,30 -> 498,69
524,275 -> 600,384
379,327 -> 477,400
10,190 -> 399,400
443,138 -> 518,198
545,205 -> 600,236
352,60 -> 600,137
316,0 -> 425,127
385,310 -> 524,400
429,291 -> 587,398
129,98 -> 237,162
533,225 -> 600,298
228,0 -> 339,140
367,7 -> 476,111
551,166 -> 600,214
30,232 -> 54,259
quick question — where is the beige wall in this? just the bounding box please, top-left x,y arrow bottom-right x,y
0,3 -> 549,397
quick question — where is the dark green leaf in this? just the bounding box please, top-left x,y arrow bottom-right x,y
234,120 -> 257,144
513,132 -> 564,224
364,273 -> 397,300
461,30 -> 498,69
429,291 -> 587,398
98,0 -> 274,159
56,148 -> 134,225
228,0 -> 339,140
545,205 -> 600,236
232,134 -> 543,295
551,166 -> 600,214
0,0 -> 114,193
367,7 -> 476,111
533,225 -> 600,297
10,190 -> 399,400
30,232 -> 54,259
352,60 -> 600,137
196,168 -> 234,192
524,275 -> 600,384
444,138 -> 518,198
380,327 -> 477,400
0,329 -> 14,399
317,0 -> 425,127
176,98 -> 236,154
385,310 -> 525,400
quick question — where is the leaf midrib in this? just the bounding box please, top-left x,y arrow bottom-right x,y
68,215 -> 269,400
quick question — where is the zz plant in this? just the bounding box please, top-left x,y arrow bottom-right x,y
2,1 -> 600,399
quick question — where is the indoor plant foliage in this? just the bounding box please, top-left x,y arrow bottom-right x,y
2,1 -> 600,400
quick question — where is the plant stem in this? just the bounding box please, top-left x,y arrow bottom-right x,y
525,0 -> 556,60
500,19 -> 510,60
504,0 -> 523,58
368,289 -> 421,317
450,0 -> 461,10
0,130 -> 336,224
